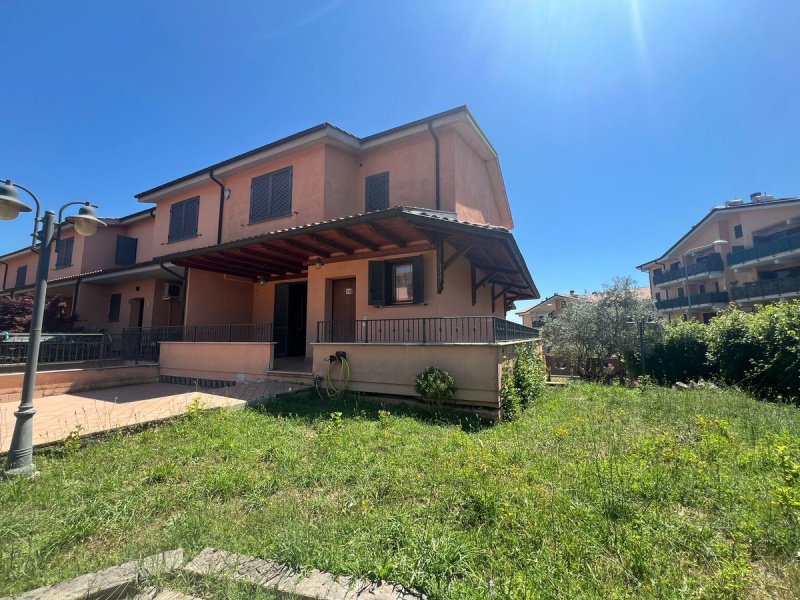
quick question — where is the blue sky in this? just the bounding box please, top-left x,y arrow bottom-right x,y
2,1 -> 799,318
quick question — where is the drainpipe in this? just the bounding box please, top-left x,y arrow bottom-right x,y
0,261 -> 7,291
427,120 -> 441,211
209,169 -> 226,244
72,277 -> 82,319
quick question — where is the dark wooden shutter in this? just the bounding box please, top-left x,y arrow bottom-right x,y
365,172 -> 389,212
168,197 -> 199,242
368,260 -> 387,306
270,168 -> 292,217
115,235 -> 138,266
108,293 -> 122,321
411,255 -> 424,304
250,167 -> 293,223
56,237 -> 74,267
15,266 -> 27,287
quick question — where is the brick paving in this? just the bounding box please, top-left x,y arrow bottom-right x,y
0,382 -> 246,453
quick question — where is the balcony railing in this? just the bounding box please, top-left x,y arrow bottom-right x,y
655,291 -> 729,311
653,253 -> 724,285
727,232 -> 800,266
316,317 -> 539,344
0,333 -> 105,366
731,275 -> 800,301
121,323 -> 273,362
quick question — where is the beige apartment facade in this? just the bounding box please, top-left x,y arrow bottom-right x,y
637,193 -> 800,322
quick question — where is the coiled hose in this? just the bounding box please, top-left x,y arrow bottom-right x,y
318,354 -> 350,400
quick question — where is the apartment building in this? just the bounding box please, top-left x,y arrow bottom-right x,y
637,193 -> 800,322
0,107 -> 539,417
517,288 -> 650,328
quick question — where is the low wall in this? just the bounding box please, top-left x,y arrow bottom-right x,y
312,342 -> 521,414
0,364 -> 159,404
159,342 -> 275,382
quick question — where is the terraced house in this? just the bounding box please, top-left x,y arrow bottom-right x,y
637,192 -> 800,322
0,107 -> 539,418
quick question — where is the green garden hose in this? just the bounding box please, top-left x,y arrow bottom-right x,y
322,355 -> 350,400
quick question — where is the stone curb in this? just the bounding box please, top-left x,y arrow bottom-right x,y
183,547 -> 424,600
2,549 -> 184,600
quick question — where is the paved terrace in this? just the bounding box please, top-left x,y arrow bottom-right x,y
0,380 -> 307,453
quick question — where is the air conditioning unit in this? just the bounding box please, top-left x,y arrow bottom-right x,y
162,282 -> 184,300
725,199 -> 744,207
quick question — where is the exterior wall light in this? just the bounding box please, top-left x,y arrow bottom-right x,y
314,257 -> 324,270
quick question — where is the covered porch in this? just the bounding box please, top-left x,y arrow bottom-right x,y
137,207 -> 539,410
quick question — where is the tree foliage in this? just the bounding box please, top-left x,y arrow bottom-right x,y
0,294 -> 75,333
540,277 -> 658,375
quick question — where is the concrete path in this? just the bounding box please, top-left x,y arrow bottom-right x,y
0,382 -> 246,453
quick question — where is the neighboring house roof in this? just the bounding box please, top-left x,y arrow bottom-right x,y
516,287 -> 650,317
636,195 -> 800,270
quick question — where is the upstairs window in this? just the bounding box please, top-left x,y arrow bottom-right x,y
15,265 -> 27,288
368,255 -> 424,306
55,236 -> 74,268
678,287 -> 685,297
168,197 -> 199,242
670,261 -> 680,271
250,166 -> 293,223
108,293 -> 122,322
655,292 -> 661,301
115,235 -> 138,266
699,284 -> 706,294
365,172 -> 389,212
734,224 -> 743,239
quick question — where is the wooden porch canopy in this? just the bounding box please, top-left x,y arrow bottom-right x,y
159,207 -> 539,310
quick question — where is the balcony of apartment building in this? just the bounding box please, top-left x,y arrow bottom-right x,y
652,253 -> 725,287
655,290 -> 729,313
730,265 -> 800,303
727,226 -> 800,269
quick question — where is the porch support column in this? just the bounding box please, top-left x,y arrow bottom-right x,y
470,262 -> 477,306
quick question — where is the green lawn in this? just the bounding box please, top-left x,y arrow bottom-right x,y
1,384 -> 799,599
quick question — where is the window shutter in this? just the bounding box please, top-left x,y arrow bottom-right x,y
250,167 -> 293,223
365,172 -> 389,212
56,237 -> 74,267
368,260 -> 387,306
108,293 -> 122,321
411,255 -> 424,304
115,236 -> 138,266
15,266 -> 27,287
168,197 -> 199,242
270,168 -> 292,217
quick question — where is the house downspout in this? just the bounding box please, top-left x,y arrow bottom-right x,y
209,169 -> 226,244
72,277 -> 82,319
427,120 -> 441,211
0,261 -> 8,291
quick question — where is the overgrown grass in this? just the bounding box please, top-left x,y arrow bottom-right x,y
1,384 -> 799,598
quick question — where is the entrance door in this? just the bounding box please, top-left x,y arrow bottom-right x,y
331,278 -> 356,342
274,282 -> 308,357
129,298 -> 145,328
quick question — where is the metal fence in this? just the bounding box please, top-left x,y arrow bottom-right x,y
316,317 -> 539,344
0,333 -> 105,366
121,323 -> 274,362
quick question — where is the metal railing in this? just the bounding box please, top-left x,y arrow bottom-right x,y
653,253 -> 724,285
316,317 -> 539,344
655,291 -> 729,311
731,275 -> 800,301
0,333 -> 105,366
121,323 -> 274,362
727,232 -> 800,266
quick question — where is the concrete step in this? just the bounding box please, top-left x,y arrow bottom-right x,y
184,547 -> 423,600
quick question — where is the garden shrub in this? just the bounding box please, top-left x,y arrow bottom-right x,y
706,305 -> 760,385
649,319 -> 711,384
500,357 -> 521,420
415,366 -> 456,405
747,301 -> 800,403
513,342 -> 547,404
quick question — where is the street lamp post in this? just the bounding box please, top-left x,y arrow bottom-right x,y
683,240 -> 728,321
626,316 -> 657,376
0,180 -> 105,476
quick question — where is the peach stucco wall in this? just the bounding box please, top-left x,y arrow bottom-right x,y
159,341 -> 274,381
76,278 -> 179,334
2,253 -> 37,289
453,131 -> 503,226
184,269 -> 254,325
311,341 -> 517,412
